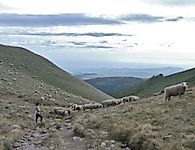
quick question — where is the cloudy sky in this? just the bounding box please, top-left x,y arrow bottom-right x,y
0,0 -> 195,73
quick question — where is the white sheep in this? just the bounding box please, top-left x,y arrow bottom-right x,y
82,103 -> 103,111
164,82 -> 188,101
53,107 -> 71,116
101,99 -> 118,107
129,95 -> 140,101
115,99 -> 123,105
122,95 -> 140,103
72,104 -> 83,111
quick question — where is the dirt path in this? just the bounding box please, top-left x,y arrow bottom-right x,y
58,127 -> 87,150
13,122 -> 87,150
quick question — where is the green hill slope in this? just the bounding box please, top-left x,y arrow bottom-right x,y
85,77 -> 144,96
0,44 -> 112,101
114,68 -> 195,98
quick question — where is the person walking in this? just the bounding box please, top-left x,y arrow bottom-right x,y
35,103 -> 43,124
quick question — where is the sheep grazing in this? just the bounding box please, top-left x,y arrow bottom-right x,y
122,97 -> 130,103
82,103 -> 103,111
122,95 -> 140,103
115,99 -> 123,105
164,82 -> 188,101
129,95 -> 140,101
53,107 -> 71,116
72,104 -> 83,111
101,99 -> 118,107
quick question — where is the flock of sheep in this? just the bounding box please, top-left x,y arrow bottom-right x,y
53,81 -> 189,117
53,95 -> 140,116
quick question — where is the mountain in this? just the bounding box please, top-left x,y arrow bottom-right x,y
85,77 -> 144,96
75,67 -> 184,79
0,44 -> 112,101
113,68 -> 195,98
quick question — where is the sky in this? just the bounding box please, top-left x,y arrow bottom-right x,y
0,0 -> 195,73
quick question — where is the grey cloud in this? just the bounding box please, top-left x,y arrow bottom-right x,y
83,45 -> 114,49
2,31 -> 131,37
120,14 -> 184,23
165,16 -> 183,22
0,13 -> 186,27
68,41 -> 87,46
100,41 -> 108,44
0,13 -> 121,26
120,14 -> 163,23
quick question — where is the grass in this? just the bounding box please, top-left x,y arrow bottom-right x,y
72,88 -> 195,149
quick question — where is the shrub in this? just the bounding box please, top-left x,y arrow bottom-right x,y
0,137 -> 13,150
73,126 -> 85,138
109,127 -> 130,143
86,120 -> 103,130
128,132 -> 159,150
9,129 -> 23,141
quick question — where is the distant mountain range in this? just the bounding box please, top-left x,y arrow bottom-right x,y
75,67 -> 184,80
85,77 -> 144,95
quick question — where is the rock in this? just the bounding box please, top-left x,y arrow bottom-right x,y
7,82 -> 13,85
13,78 -> 16,81
16,113 -> 22,117
163,134 -> 173,140
56,123 -> 62,130
40,97 -> 45,101
12,125 -> 22,130
121,143 -> 128,148
101,142 -> 107,148
9,72 -> 14,75
40,130 -> 47,134
111,140 -> 115,144
72,136 -> 80,141
34,90 -> 40,94
48,95 -> 52,98
13,142 -> 21,148
1,78 -> 8,82
64,123 -> 71,127
18,95 -> 25,98
111,144 -> 115,148
49,127 -> 57,132
49,145 -> 55,150
5,106 -> 9,109
49,98 -> 55,102
9,128 -> 23,141
66,126 -> 72,130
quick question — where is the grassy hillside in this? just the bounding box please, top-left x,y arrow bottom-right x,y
114,68 -> 195,98
85,77 -> 144,96
0,44 -> 112,101
72,88 -> 195,150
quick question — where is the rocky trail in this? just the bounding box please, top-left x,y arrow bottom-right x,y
0,95 -> 87,150
13,120 -> 87,150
